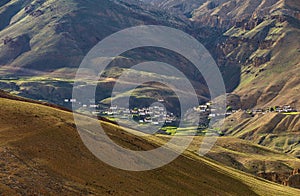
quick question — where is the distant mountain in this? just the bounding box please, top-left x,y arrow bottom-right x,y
0,0 -> 196,107
0,0 -> 299,110
0,0 -> 183,73
140,0 -> 300,26
189,0 -> 300,109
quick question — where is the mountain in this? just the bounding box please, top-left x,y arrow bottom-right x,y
195,0 -> 300,110
0,0 -> 300,192
0,0 -> 183,72
1,0 -> 298,111
1,92 -> 300,194
139,0 -> 300,109
185,0 -> 300,157
0,0 -> 299,109
0,0 -> 200,107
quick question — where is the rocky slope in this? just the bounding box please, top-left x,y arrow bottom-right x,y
139,0 -> 204,17
139,0 -> 300,109
192,0 -> 300,109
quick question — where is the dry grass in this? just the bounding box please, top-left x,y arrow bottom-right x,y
223,111 -> 300,157
0,97 -> 299,195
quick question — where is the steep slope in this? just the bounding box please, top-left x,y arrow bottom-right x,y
143,0 -> 299,28
200,137 -> 300,185
0,0 -> 197,107
223,111 -> 300,157
195,0 -> 300,109
1,0 -> 298,110
0,0 -> 217,111
0,0 -> 184,72
1,93 -> 300,195
139,0 -> 300,109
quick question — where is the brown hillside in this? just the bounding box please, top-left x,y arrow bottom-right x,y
0,96 -> 300,195
223,111 -> 300,157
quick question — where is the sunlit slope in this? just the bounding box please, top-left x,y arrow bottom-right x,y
223,111 -> 300,157
187,136 -> 300,184
0,95 -> 299,195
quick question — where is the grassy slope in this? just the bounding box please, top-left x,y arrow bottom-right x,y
0,94 -> 300,195
155,133 -> 300,185
222,111 -> 300,157
228,0 -> 300,109
193,137 -> 300,181
234,20 -> 300,109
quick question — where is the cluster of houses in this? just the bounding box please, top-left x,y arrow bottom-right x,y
191,102 -> 236,117
64,98 -> 98,109
250,105 -> 297,114
101,105 -> 178,125
64,98 -> 178,125
191,103 -> 298,118
65,98 -> 298,126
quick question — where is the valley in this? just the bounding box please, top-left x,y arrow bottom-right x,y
0,0 -> 299,194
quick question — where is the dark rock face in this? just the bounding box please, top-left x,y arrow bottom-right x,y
252,53 -> 271,67
257,171 -> 284,184
206,2 -> 217,10
286,175 -> 300,188
242,18 -> 264,31
226,94 -> 241,110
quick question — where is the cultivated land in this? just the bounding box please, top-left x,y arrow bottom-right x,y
0,92 -> 300,195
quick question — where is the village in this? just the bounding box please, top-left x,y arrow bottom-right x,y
100,105 -> 178,125
64,98 -> 299,128
64,98 -> 178,125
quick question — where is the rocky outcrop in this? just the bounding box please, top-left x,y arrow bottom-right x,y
284,169 -> 300,189
259,40 -> 274,50
242,18 -> 263,31
252,53 -> 271,67
257,171 -> 284,184
258,170 -> 300,188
